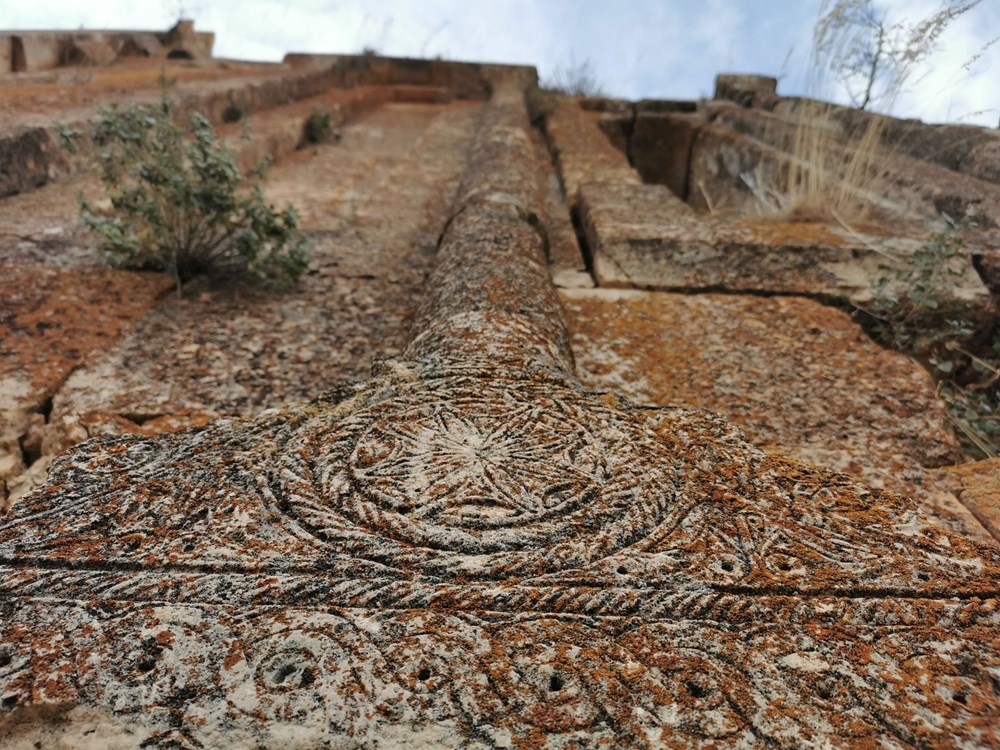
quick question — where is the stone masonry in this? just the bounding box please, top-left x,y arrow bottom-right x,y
1,30 -> 1000,749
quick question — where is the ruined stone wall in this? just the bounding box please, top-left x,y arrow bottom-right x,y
0,44 -> 999,748
0,20 -> 215,74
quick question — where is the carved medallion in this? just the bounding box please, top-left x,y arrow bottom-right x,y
275,378 -> 679,577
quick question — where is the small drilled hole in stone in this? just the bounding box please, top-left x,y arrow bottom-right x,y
685,680 -> 709,698
2,695 -> 17,709
182,543 -> 195,553
953,692 -> 968,705
549,674 -> 564,692
721,561 -> 734,573
418,667 -> 431,681
0,653 -> 11,668
616,566 -> 627,575
274,664 -> 297,685
917,572 -> 930,581
777,560 -> 792,571
815,678 -> 835,700
137,659 -> 157,674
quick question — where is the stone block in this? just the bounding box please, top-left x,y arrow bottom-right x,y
686,121 -> 784,214
546,100 -> 641,206
630,111 -> 704,200
578,181 -> 708,289
115,32 -> 165,58
0,265 -> 173,507
706,104 -> 1000,229
560,287 -> 997,544
63,37 -> 117,67
0,36 -> 12,73
635,99 -> 699,114
578,181 -> 996,333
596,113 -> 631,155
10,34 -> 61,72
939,458 -> 1000,542
164,19 -> 214,60
714,73 -> 778,109
0,128 -> 54,198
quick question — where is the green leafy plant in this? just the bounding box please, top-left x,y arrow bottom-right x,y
222,101 -> 246,123
300,106 -> 338,147
74,97 -> 308,292
859,220 -> 999,457
864,221 -> 976,354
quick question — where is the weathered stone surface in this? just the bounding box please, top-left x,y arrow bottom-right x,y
164,19 -> 215,60
544,99 -> 994,333
4,371 -> 1000,747
695,104 -> 1000,231
2,71 -> 1000,749
0,51 -> 486,202
63,37 -> 118,67
560,288 -> 996,545
529,120 -> 590,288
577,180 -> 995,330
0,127 -> 56,198
940,459 -> 1000,543
545,98 -> 641,207
0,93 -> 482,505
0,264 -> 172,505
8,34 -> 61,73
19,101 -> 481,490
714,73 -> 779,109
771,97 -> 1000,188
629,111 -> 703,200
283,53 -> 518,101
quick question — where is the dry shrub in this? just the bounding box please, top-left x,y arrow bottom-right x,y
779,100 -> 888,224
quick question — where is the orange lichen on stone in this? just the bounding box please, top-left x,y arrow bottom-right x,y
561,287 -> 996,544
0,263 -> 172,397
2,58 -> 999,750
938,458 -> 1000,544
730,217 -> 846,247
0,58 -> 279,113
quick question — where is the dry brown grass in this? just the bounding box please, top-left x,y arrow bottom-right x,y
776,100 -> 888,225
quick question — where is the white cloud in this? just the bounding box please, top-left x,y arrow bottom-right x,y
0,0 -> 996,124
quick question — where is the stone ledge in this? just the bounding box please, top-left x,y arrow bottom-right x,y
578,181 -> 995,333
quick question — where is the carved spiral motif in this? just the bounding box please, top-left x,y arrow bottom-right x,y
276,379 -> 680,577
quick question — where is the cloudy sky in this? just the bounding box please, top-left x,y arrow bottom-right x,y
3,0 -> 997,125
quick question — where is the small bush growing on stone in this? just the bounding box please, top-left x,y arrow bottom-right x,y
542,57 -> 604,97
74,98 -> 308,292
222,102 -> 246,123
864,223 -> 976,355
859,220 -> 999,457
301,106 -> 339,147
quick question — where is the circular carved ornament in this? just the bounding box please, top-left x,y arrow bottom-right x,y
275,379 -> 679,578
